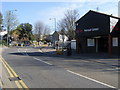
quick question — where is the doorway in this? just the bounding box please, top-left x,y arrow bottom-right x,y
98,37 -> 108,52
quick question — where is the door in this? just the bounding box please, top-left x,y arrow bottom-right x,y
98,37 -> 108,52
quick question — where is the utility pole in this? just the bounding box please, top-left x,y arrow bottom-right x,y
96,7 -> 99,11
0,25 -> 5,47
49,18 -> 56,31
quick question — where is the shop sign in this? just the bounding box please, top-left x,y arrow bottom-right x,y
84,28 -> 99,32
76,28 -> 99,33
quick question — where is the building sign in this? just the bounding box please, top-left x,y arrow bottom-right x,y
110,17 -> 119,33
76,28 -> 99,33
112,37 -> 118,46
87,39 -> 95,46
84,28 -> 99,32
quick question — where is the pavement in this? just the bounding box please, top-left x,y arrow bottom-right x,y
40,46 -> 120,69
0,46 -> 15,89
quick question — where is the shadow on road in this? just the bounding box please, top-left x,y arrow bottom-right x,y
8,49 -> 119,60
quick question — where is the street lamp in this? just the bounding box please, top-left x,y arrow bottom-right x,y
0,26 -> 4,47
49,18 -> 56,31
62,34 -> 65,51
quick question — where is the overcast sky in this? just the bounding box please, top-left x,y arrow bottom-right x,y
1,0 -> 119,33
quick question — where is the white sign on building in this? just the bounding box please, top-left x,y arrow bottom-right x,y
0,31 -> 7,36
87,38 -> 95,46
110,17 -> 118,33
112,37 -> 118,46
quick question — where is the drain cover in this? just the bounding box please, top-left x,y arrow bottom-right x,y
9,77 -> 21,81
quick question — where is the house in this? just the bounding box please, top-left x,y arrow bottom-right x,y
76,10 -> 120,55
0,31 -> 7,36
45,34 -> 53,42
52,31 -> 68,48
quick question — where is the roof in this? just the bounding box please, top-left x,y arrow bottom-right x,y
76,10 -> 120,23
52,31 -> 67,36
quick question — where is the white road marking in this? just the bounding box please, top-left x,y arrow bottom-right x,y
67,70 -> 116,89
33,57 -> 53,65
38,49 -> 42,52
25,49 -> 28,56
18,48 -> 20,52
18,48 -> 28,56
18,48 -> 52,65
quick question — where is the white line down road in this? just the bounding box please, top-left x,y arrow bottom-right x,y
16,47 -> 118,88
67,70 -> 117,89
33,57 -> 53,65
18,48 -> 53,65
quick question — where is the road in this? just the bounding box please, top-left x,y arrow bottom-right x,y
1,46 -> 119,89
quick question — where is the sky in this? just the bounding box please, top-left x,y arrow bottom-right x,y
1,0 -> 119,33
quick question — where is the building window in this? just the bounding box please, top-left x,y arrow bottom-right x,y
87,38 -> 95,46
112,37 -> 118,46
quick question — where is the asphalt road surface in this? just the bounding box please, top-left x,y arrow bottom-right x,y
1,46 -> 119,89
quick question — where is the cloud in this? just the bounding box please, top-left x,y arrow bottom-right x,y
39,3 -> 83,21
36,1 -> 118,29
35,3 -> 84,31
15,1 -> 118,31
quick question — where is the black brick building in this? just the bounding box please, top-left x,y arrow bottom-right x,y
76,10 -> 120,55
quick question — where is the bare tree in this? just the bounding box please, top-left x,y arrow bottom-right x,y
58,9 -> 79,40
43,25 -> 51,36
34,21 -> 44,44
0,12 -> 3,32
4,10 -> 19,32
3,10 -> 19,46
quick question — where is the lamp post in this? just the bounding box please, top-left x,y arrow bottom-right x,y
62,34 -> 65,52
49,18 -> 56,31
7,9 -> 17,47
0,26 -> 4,47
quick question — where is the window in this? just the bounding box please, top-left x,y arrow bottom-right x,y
87,39 -> 95,46
112,37 -> 118,46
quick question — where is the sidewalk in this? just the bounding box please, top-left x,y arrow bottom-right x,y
40,46 -> 120,68
0,46 -> 14,88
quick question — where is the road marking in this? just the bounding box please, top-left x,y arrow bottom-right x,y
18,48 -> 52,65
33,57 -> 53,65
18,48 -> 20,52
38,49 -> 42,52
18,48 -> 29,56
15,81 -> 22,88
19,80 -> 28,88
64,60 -> 84,62
1,57 -> 19,77
99,59 -> 120,60
0,56 -> 29,89
0,58 -> 14,77
67,70 -> 116,89
25,50 -> 29,56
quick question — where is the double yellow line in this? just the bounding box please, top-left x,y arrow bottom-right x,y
0,56 -> 29,89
